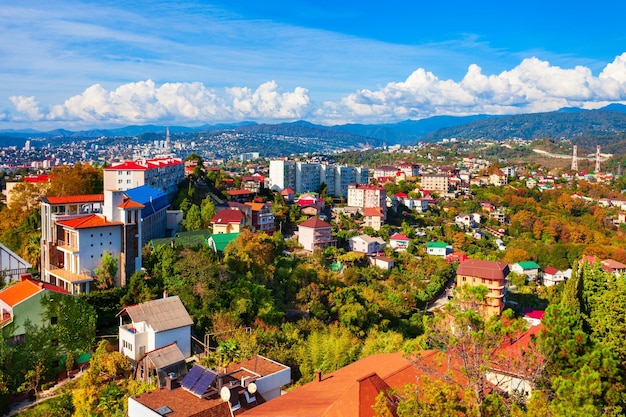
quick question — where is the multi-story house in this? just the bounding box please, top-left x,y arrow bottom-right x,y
297,217 -> 336,252
363,207 -> 385,231
455,259 -> 509,317
103,157 -> 184,197
347,184 -> 387,217
245,202 -> 276,233
40,190 -> 143,294
397,163 -> 420,178
490,171 -> 508,187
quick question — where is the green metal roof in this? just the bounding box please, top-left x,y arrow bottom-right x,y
517,261 -> 540,269
207,233 -> 240,252
427,241 -> 447,248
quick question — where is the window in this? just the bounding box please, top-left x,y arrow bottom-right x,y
50,316 -> 58,325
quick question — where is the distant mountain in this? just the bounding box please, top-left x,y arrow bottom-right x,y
419,109 -> 626,144
3,105 -> 626,148
331,115 -> 493,145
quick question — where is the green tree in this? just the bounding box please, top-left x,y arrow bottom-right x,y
200,197 -> 217,229
183,204 -> 202,231
93,251 -> 118,290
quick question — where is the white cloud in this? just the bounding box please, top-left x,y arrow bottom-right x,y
315,53 -> 626,124
6,54 -> 626,128
10,80 -> 310,126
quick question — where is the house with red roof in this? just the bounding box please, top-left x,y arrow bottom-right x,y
456,259 -> 510,317
104,157 -> 184,197
212,210 -> 246,234
0,275 -> 69,345
362,207 -> 385,231
389,233 -> 411,251
41,190 -> 145,294
542,266 -> 570,286
297,217 -> 335,252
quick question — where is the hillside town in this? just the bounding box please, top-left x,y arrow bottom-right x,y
0,133 -> 625,417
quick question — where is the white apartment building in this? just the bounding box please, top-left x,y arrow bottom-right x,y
268,160 -> 297,192
104,157 -> 184,197
269,160 -> 368,197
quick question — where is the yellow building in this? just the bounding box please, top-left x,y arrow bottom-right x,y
455,259 -> 509,317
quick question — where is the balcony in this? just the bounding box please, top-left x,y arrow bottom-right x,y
1,310 -> 12,327
57,239 -> 79,252
47,263 -> 94,284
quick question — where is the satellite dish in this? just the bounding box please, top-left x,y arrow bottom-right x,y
220,386 -> 231,402
247,382 -> 257,394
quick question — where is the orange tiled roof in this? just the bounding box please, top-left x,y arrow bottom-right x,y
0,278 -> 68,307
118,199 -> 145,209
363,207 -> 384,217
43,194 -> 104,205
242,352 -> 423,417
57,214 -> 122,229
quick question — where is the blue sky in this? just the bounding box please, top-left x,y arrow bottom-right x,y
1,0 -> 626,130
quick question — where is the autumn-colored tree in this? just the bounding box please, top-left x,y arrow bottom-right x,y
47,162 -> 103,196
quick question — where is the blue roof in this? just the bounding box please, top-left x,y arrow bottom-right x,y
125,185 -> 170,217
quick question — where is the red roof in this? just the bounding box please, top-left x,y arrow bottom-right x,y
105,158 -> 183,171
456,259 -> 509,280
363,207 -> 384,217
23,175 -> 49,183
226,189 -> 253,196
43,194 -> 104,205
298,217 -> 332,229
281,188 -> 294,194
543,266 -> 559,275
395,193 -> 408,198
56,214 -> 122,229
389,233 -> 410,241
0,278 -> 69,307
211,210 -> 244,225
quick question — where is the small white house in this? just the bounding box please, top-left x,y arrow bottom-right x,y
511,261 -> 540,279
542,266 -> 571,286
118,295 -> 194,363
389,233 -> 411,251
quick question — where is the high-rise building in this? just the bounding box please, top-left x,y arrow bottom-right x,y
269,160 -> 368,197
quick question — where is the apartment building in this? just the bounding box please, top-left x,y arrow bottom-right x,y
104,157 -> 184,197
268,160 -> 368,197
347,184 -> 387,217
421,174 -> 450,193
40,190 -> 145,294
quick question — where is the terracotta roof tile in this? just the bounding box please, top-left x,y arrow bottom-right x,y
56,214 -> 123,229
0,278 -> 68,307
118,199 -> 145,209
43,194 -> 104,205
298,217 -> 332,229
456,259 -> 509,281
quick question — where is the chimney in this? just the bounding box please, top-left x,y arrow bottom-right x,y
19,273 -> 32,282
315,369 -> 322,382
165,374 -> 179,391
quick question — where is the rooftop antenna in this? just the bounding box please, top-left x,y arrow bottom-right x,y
595,145 -> 601,173
571,145 -> 578,171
